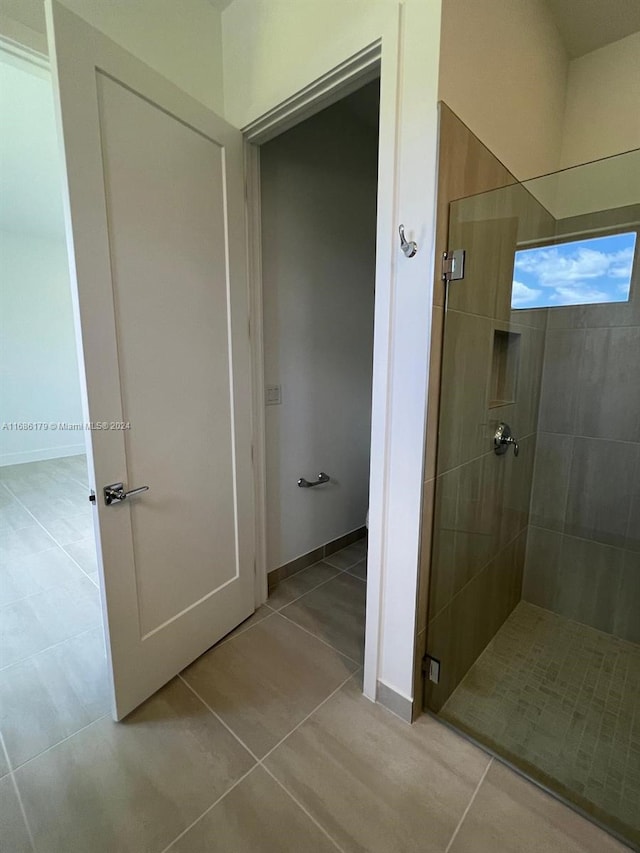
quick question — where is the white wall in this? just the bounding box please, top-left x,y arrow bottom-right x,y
261,94 -> 377,570
439,0 -> 568,180
221,0 -> 396,128
0,0 -> 225,114
561,31 -> 640,169
0,230 -> 84,464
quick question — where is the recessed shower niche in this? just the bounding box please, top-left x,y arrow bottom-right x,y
489,328 -> 521,409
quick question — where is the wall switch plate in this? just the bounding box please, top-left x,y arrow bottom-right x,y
423,654 -> 441,684
265,384 -> 282,405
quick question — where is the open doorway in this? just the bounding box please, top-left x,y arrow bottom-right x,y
0,42 -> 107,763
257,79 -> 380,666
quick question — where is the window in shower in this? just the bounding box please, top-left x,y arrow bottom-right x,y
511,230 -> 637,309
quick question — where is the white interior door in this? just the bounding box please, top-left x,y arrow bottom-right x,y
46,1 -> 255,719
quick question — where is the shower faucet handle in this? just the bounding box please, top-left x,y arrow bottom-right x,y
494,422 -> 519,457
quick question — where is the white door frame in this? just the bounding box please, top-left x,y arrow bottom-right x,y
242,34 -> 402,706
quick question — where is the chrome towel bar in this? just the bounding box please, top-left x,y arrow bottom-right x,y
298,472 -> 330,488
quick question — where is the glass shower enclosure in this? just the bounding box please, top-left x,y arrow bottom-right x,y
424,148 -> 640,849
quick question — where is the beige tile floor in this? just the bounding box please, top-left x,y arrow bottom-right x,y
441,601 -> 640,849
0,460 -> 631,851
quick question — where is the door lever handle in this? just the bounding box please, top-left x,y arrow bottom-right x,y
103,482 -> 150,506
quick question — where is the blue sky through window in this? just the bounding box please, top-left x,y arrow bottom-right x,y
511,231 -> 637,310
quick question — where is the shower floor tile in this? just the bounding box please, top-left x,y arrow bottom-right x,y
440,601 -> 640,848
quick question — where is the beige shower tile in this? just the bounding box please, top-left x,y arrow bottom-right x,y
441,602 -> 640,846
565,438 -> 637,547
522,526 -> 563,608
613,551 -> 640,644
265,677 -> 490,853
169,766 -> 339,853
575,327 -> 640,443
181,614 -> 357,758
13,678 -> 254,853
555,535 -> 623,634
449,761 -> 630,853
529,432 -> 573,532
537,329 -> 584,435
437,310 -> 493,472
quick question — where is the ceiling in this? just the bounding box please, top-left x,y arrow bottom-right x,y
545,0 -> 640,58
0,49 -> 67,238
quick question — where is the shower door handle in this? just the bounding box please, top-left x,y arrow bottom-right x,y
494,423 -> 519,457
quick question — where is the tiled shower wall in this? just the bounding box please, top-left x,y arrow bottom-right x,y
413,105 -> 516,716
423,188 -> 554,712
416,104 -> 557,714
523,209 -> 640,645
417,115 -> 640,716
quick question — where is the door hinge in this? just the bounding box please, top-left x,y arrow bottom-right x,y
422,653 -> 441,684
441,249 -> 465,282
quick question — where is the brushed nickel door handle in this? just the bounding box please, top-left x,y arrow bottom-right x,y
103,482 -> 150,506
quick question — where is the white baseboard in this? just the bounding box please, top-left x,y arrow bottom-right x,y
0,444 -> 85,467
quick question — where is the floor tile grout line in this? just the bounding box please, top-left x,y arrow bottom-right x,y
212,607 -> 277,651
0,731 -> 36,853
261,764 -> 347,853
6,715 -> 109,775
0,623 -> 103,674
444,757 -> 493,853
259,669 -> 361,765
343,568 -> 366,583
2,481 -> 99,589
274,609 -> 363,667
177,674 -> 261,763
267,546 -> 365,593
176,670 -> 358,853
324,552 -> 366,572
0,548 -> 94,609
158,763 -> 259,853
270,567 -> 349,611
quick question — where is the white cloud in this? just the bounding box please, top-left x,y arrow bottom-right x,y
511,280 -> 541,308
514,241 -> 636,289
608,246 -> 635,279
549,285 -> 609,305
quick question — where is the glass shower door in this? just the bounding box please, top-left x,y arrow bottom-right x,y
425,150 -> 640,849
